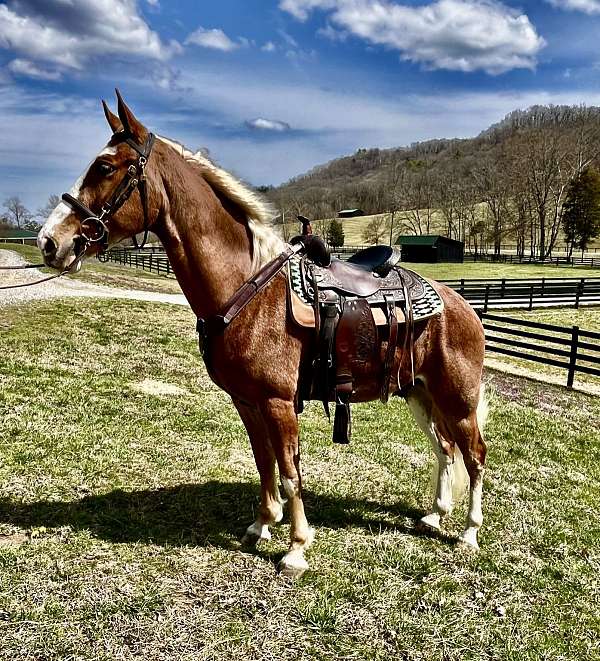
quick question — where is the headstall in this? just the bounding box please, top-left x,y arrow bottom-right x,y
62,131 -> 156,252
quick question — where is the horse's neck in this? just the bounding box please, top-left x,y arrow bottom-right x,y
155,157 -> 254,319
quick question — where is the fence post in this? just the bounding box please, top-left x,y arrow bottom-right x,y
567,326 -> 579,389
529,284 -> 534,311
484,284 -> 490,313
460,278 -> 464,296
501,278 -> 505,298
575,279 -> 584,309
541,278 -> 545,298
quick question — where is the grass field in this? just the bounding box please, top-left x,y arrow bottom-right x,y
1,298 -> 599,660
0,245 -> 182,295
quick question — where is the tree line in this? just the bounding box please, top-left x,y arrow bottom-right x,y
266,104 -> 600,257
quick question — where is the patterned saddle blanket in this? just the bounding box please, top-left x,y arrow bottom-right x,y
288,256 -> 444,323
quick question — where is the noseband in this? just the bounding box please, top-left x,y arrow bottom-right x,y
62,131 -> 156,252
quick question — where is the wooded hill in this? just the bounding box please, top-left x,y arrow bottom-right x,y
265,105 -> 600,257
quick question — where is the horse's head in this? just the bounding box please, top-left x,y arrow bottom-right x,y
38,91 -> 159,271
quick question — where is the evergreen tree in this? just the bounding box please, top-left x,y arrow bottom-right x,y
562,168 -> 600,257
327,218 -> 345,247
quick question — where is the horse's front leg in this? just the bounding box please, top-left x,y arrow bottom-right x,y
260,397 -> 314,578
234,400 -> 284,545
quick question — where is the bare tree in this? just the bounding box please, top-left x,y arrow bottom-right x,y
37,194 -> 61,221
3,196 -> 32,229
361,216 -> 388,245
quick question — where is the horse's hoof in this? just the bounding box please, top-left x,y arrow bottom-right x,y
457,530 -> 480,551
417,513 -> 441,533
241,523 -> 271,547
278,552 -> 309,579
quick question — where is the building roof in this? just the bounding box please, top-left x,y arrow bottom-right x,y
0,227 -> 38,239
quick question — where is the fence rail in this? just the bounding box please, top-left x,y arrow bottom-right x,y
478,312 -> 600,388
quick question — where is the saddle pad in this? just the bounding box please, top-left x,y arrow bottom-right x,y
287,256 -> 444,323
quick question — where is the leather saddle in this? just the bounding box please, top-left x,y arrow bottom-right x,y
288,233 -> 443,446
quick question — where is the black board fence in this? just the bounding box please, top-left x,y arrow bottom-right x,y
447,277 -> 600,310
478,312 -> 600,388
98,249 -> 173,276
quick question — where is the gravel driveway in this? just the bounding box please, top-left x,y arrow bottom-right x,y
0,249 -> 188,307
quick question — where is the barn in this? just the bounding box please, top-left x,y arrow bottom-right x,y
396,235 -> 464,263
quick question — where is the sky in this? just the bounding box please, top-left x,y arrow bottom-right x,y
2,0 -> 600,212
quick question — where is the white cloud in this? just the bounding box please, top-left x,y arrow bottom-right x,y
546,0 -> 600,13
0,0 -> 176,76
280,0 -> 545,74
185,27 -> 240,52
8,59 -> 62,81
246,118 -> 291,131
262,41 -> 277,52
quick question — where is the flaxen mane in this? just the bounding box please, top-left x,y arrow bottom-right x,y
158,136 -> 284,271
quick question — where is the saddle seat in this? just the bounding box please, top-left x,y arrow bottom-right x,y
346,245 -> 400,276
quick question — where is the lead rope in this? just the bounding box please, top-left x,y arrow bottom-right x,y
0,243 -> 88,290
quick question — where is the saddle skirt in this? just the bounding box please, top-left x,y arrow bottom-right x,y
287,255 -> 444,327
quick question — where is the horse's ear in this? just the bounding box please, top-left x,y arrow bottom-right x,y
115,88 -> 147,142
102,100 -> 123,133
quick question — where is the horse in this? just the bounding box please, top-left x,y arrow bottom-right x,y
38,91 -> 488,578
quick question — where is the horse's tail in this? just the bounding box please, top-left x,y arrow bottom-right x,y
434,384 -> 488,505
476,383 -> 489,437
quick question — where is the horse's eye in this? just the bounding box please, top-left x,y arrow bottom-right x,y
97,162 -> 115,176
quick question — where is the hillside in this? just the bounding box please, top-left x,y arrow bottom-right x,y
266,104 -> 600,256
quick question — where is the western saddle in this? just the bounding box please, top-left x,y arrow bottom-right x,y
196,218 -> 443,445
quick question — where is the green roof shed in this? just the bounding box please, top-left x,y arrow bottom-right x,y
395,235 -> 464,263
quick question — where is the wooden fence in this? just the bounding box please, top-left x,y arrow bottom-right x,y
478,312 -> 600,388
98,249 -> 174,276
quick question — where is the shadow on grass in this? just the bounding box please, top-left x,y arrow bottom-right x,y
0,481 -> 433,550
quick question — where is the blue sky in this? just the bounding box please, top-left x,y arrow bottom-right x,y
2,0 -> 600,211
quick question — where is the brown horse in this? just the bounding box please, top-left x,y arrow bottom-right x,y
38,93 -> 488,577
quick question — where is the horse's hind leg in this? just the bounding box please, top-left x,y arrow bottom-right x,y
406,382 -> 458,531
259,397 -> 314,578
234,400 -> 284,546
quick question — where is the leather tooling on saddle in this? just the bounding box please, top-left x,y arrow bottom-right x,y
286,241 -> 444,445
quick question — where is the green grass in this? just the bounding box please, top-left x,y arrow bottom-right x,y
1,299 -> 599,660
1,245 -> 182,294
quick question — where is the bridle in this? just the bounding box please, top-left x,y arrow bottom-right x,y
62,131 -> 156,252
0,131 -> 155,291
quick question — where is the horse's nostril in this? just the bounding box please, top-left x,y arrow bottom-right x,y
42,236 -> 58,257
